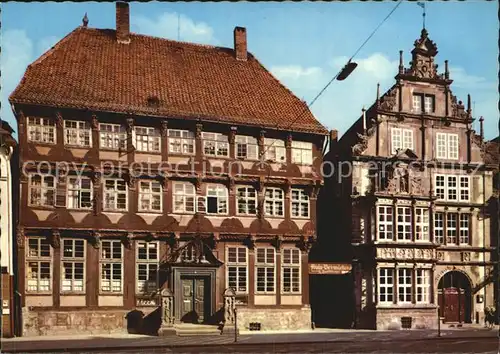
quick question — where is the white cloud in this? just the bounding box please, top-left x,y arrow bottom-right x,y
270,65 -> 323,91
36,36 -> 60,57
449,66 -> 495,90
132,12 -> 216,45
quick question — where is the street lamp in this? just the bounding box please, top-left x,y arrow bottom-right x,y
337,61 -> 358,81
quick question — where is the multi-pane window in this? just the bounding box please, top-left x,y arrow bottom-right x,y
377,206 -> 393,241
67,177 -> 92,209
202,132 -> 229,157
424,96 -> 435,113
434,212 -> 445,244
100,123 -> 126,150
103,179 -> 128,211
435,133 -> 459,160
282,248 -> 301,294
378,268 -> 394,303
135,127 -> 161,153
291,141 -> 313,165
459,214 -> 470,245
168,129 -> 195,155
235,135 -> 258,160
391,128 -> 413,154
398,268 -> 412,303
64,120 -> 91,147
173,182 -> 195,213
397,206 -> 412,241
138,180 -> 162,212
412,94 -> 434,113
61,239 -> 85,292
459,177 -> 470,202
291,189 -> 310,218
136,241 -> 159,294
446,213 -> 458,244
264,188 -> 284,217
264,138 -> 286,162
26,237 -> 52,292
416,269 -> 431,303
206,184 -> 228,214
412,94 -> 423,113
236,186 -> 257,215
256,248 -> 275,293
100,240 -> 123,293
227,247 -> 248,294
29,174 -> 55,207
435,175 -> 469,202
27,117 -> 56,144
415,208 -> 429,241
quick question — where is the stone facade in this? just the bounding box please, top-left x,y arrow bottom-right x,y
236,306 -> 311,331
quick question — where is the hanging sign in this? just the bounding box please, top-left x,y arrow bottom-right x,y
308,263 -> 352,275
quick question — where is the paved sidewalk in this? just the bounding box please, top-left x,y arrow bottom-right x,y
1,327 -> 498,353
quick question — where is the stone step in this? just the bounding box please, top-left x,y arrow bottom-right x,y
174,324 -> 221,336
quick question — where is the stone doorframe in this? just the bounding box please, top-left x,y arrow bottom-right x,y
170,266 -> 217,322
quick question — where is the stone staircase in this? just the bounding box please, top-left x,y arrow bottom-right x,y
173,323 -> 222,336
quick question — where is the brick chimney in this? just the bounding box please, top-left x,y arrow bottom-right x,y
234,27 -> 247,61
116,2 -> 130,44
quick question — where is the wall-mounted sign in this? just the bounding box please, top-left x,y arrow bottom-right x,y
308,263 -> 352,275
136,298 -> 158,307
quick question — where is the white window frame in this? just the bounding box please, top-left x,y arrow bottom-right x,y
291,141 -> 313,165
412,94 -> 423,113
236,186 -> 257,216
281,248 -> 301,294
391,128 -> 413,154
235,135 -> 258,160
173,182 -> 196,214
447,176 -> 458,201
206,184 -> 228,215
226,246 -> 248,294
459,214 -> 470,245
135,126 -> 161,153
396,206 -> 412,241
446,213 -> 458,244
67,176 -> 93,210
255,247 -> 276,294
136,241 -> 159,294
29,174 -> 55,207
168,129 -> 195,155
397,268 -> 412,303
291,189 -> 310,218
435,175 -> 446,200
27,117 -> 56,144
103,179 -> 128,211
202,132 -> 229,157
434,212 -> 445,244
100,240 -> 123,293
459,176 -> 470,202
377,205 -> 393,241
424,95 -> 435,114
26,237 -> 52,293
415,207 -> 429,241
264,138 -> 286,163
99,123 -> 126,150
61,239 -> 86,293
64,120 -> 92,147
138,180 -> 162,212
435,174 -> 469,202
416,269 -> 430,303
264,188 -> 285,217
378,268 -> 394,304
435,133 -> 459,160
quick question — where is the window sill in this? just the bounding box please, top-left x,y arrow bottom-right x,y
135,151 -> 162,155
66,208 -> 93,212
102,210 -> 128,213
99,292 -> 124,296
28,141 -> 57,147
137,210 -> 163,214
25,292 -> 53,295
60,292 -> 86,295
168,153 -> 196,158
172,211 -> 196,215
264,215 -> 285,219
64,145 -> 92,149
28,205 -> 55,210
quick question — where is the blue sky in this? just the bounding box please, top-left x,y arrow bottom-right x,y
1,1 -> 498,140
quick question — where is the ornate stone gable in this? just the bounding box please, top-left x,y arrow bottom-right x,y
406,28 -> 440,80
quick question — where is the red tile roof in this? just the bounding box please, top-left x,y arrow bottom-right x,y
9,27 -> 327,135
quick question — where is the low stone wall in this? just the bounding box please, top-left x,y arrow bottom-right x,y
23,308 -> 128,336
375,307 -> 438,330
236,306 -> 311,331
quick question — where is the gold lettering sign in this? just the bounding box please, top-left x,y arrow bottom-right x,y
308,263 -> 352,275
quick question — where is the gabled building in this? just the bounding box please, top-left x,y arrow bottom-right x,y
9,2 -> 327,336
328,28 -> 497,329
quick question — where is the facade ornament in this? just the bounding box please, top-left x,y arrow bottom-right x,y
82,13 -> 89,27
126,118 -> 134,134
410,175 -> 424,195
194,175 -> 202,192
123,233 -> 133,249
55,111 -> 64,128
223,288 -> 236,325
285,134 -> 293,148
273,235 -> 283,250
91,232 -> 101,249
124,172 -> 137,189
160,120 -> 168,137
379,86 -> 397,111
387,166 -> 409,194
16,226 -> 25,248
160,288 -> 175,327
407,28 -> 439,79
91,114 -> 99,130
161,176 -> 169,192
245,234 -> 257,250
196,123 -> 203,139
461,252 -> 471,262
437,251 -> 444,261
351,133 -> 369,156
227,176 -> 235,194
284,179 -> 292,195
229,126 -> 237,144
298,235 -> 312,253
51,230 -> 61,249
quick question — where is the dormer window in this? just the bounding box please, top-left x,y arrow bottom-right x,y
412,93 -> 435,114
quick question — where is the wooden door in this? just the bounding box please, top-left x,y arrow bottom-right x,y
443,288 -> 459,323
181,278 -> 194,320
194,278 -> 205,322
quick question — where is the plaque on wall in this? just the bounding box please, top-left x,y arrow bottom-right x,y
308,263 -> 352,275
136,297 -> 159,307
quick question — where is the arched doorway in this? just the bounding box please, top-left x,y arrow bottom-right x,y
438,271 -> 472,323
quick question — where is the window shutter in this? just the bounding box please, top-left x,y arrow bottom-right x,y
55,175 -> 67,207
196,196 -> 207,213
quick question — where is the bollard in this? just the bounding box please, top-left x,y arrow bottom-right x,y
234,307 -> 238,343
437,306 -> 441,337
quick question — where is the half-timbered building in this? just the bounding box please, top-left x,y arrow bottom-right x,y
328,28 -> 497,329
9,2 -> 327,336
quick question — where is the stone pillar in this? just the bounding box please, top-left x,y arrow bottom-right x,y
158,288 -> 176,336
222,287 -> 237,334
